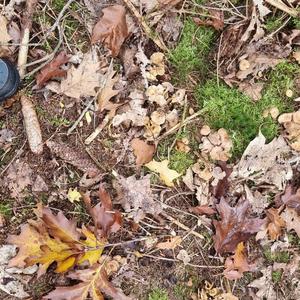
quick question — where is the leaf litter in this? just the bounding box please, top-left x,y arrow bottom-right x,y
3,0 -> 300,299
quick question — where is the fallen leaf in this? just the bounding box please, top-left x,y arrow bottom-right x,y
158,0 -> 182,8
276,185 -> 300,213
0,245 -> 36,299
230,132 -> 293,190
216,292 -> 239,300
0,128 -> 15,150
253,0 -> 271,18
36,51 -> 69,87
82,185 -> 122,238
238,82 -> 264,101
193,10 -> 224,31
131,138 -> 155,167
248,266 -> 276,300
46,140 -> 99,176
120,46 -> 139,78
5,159 -> 32,199
91,5 -> 129,57
145,159 -> 181,187
44,263 -> 131,300
67,188 -> 82,203
266,208 -> 285,240
281,207 -> 300,237
32,175 -> 48,192
190,205 -> 216,216
113,174 -> 162,222
213,199 -> 264,253
48,50 -> 103,99
224,242 -> 252,280
177,249 -> 191,265
156,236 -> 182,250
0,16 -> 11,56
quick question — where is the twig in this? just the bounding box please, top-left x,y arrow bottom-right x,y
161,212 -> 204,239
265,0 -> 298,17
122,0 -> 169,52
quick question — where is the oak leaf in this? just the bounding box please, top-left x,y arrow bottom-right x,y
145,159 -> 181,187
36,51 -> 69,87
91,5 -> 129,57
224,242 -> 252,280
213,199 -> 264,253
131,138 -> 155,167
44,263 -> 131,300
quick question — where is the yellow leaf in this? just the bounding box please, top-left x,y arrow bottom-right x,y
56,256 -> 76,273
85,111 -> 92,124
68,188 -> 82,203
145,159 -> 181,187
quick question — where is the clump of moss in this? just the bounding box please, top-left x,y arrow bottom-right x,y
148,288 -> 168,300
169,18 -> 215,83
265,16 -> 283,33
0,202 -> 12,217
169,150 -> 194,174
272,270 -> 283,283
196,62 -> 299,159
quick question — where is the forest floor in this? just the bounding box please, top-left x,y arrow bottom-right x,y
1,0 -> 300,299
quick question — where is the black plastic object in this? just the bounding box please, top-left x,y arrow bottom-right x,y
0,58 -> 20,102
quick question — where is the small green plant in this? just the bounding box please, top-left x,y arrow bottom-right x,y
174,284 -> 189,300
148,288 -> 168,300
272,270 -> 283,283
264,249 -> 290,263
265,16 -> 283,33
0,202 -> 12,217
169,18 -> 215,83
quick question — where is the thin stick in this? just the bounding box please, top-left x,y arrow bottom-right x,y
161,212 -> 204,239
122,0 -> 168,52
265,0 -> 298,17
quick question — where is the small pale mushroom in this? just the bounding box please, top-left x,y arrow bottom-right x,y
151,110 -> 166,125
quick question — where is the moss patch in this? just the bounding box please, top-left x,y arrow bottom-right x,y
169,18 -> 215,83
148,288 -> 169,300
264,249 -> 290,264
272,270 -> 283,283
195,62 -> 299,159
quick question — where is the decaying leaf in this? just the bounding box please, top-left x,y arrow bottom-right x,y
266,208 -> 285,240
276,185 -> 300,213
248,266 -> 276,300
82,186 -> 122,238
230,132 -> 293,190
0,128 -> 15,150
131,138 -> 155,167
145,159 -> 181,187
44,263 -> 131,300
213,199 -> 264,253
193,10 -> 224,31
91,5 -> 129,57
36,51 -> 69,87
5,159 -> 33,199
113,174 -> 162,222
177,249 -> 191,265
156,236 -> 182,250
47,50 -> 103,99
190,205 -> 216,216
7,204 -> 105,277
281,207 -> 300,237
224,242 -> 253,280
0,16 -> 11,56
46,140 -> 99,176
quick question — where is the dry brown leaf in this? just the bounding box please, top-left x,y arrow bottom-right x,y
156,236 -> 182,250
91,5 -> 129,57
276,185 -> 300,213
158,0 -> 182,8
36,51 -> 69,87
0,16 -> 11,57
5,159 -> 32,199
281,207 -> 300,237
48,50 -> 103,99
238,82 -> 264,101
131,138 -> 155,167
193,10 -> 224,31
114,174 -> 162,222
266,208 -> 286,240
224,242 -> 252,280
46,140 -> 99,176
190,205 -> 216,216
213,199 -> 265,253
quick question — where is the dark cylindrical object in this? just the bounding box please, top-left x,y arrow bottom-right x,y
0,58 -> 20,102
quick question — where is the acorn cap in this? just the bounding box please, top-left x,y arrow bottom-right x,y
0,58 -> 20,102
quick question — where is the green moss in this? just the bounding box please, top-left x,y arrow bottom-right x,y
292,17 -> 300,30
169,151 -> 194,174
148,288 -> 168,300
0,202 -> 13,217
169,18 -> 215,83
272,270 -> 283,283
264,249 -> 290,263
265,16 -> 283,33
195,62 -> 299,159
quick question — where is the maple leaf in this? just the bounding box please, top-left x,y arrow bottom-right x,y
145,159 -> 181,187
36,51 -> 69,87
213,199 -> 265,253
44,263 -> 131,300
224,242 -> 253,280
82,185 -> 122,238
131,138 -> 155,167
91,5 -> 129,57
